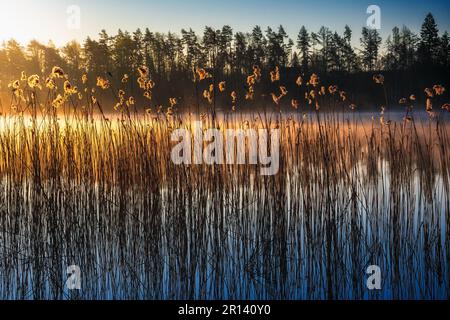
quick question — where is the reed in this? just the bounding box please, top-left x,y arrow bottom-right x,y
0,67 -> 448,300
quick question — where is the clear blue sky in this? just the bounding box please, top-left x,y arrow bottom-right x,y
1,0 -> 450,48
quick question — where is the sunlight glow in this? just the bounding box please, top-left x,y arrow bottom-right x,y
0,1 -> 82,46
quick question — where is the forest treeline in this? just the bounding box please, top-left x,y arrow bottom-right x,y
0,13 -> 449,109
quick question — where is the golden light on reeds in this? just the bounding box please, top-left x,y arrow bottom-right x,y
96,76 -> 110,90
271,93 -> 280,105
169,98 -> 177,107
45,77 -> 55,90
51,66 -> 65,78
146,80 -> 156,90
231,91 -> 237,102
218,81 -> 226,92
231,91 -> 237,110
433,85 -> 445,96
138,66 -> 149,78
270,66 -> 280,82
309,74 -> 319,87
319,86 -> 326,96
373,74 -> 384,85
138,77 -> 146,89
196,68 -> 211,81
247,75 -> 256,87
144,91 -> 152,100
0,62 -> 448,301
328,85 -> 338,94
426,98 -> 433,111
52,94 -> 64,108
9,80 -> 20,90
27,75 -> 40,89
127,96 -> 135,106
245,84 -> 254,100
64,80 -> 73,94
253,65 -> 261,80
203,89 -> 213,104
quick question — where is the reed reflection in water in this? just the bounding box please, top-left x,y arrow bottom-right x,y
0,111 -> 448,299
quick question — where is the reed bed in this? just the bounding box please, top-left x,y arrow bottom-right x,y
0,67 -> 448,299
0,106 -> 448,299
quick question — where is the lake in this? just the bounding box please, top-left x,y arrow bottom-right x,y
0,110 -> 448,299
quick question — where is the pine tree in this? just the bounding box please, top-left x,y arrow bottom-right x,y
316,26 -> 331,72
360,27 -> 382,71
233,32 -> 248,73
98,30 -> 112,75
250,26 -> 266,67
418,13 -> 440,65
342,25 -> 359,72
61,40 -> 84,80
439,31 -> 450,67
219,25 -> 233,73
291,52 -> 300,68
297,26 -> 311,71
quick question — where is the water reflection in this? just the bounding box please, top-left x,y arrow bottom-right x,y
0,112 -> 448,299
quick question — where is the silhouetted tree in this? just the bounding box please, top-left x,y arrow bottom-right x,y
249,26 -> 266,66
132,29 -> 144,71
84,30 -> 112,77
439,31 -> 450,67
342,25 -> 359,72
218,25 -> 233,74
327,32 -> 345,71
418,13 -> 440,65
384,26 -> 418,70
360,27 -> 382,71
297,26 -> 311,71
265,26 -> 290,67
111,30 -> 135,79
290,51 -> 300,68
5,40 -> 28,77
0,14 -> 449,109
233,32 -> 249,73
62,40 -> 84,81
181,28 -> 204,74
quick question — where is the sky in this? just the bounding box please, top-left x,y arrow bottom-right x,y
1,0 -> 450,48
